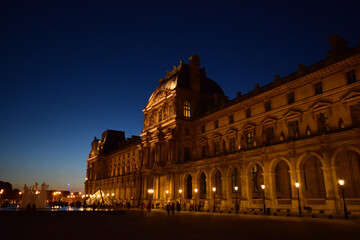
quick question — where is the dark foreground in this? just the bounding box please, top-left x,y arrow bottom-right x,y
1,210 -> 359,240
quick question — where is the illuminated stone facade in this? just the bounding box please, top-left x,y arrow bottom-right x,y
85,35 -> 360,215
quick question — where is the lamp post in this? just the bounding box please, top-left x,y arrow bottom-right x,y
148,189 -> 154,210
212,187 -> 216,212
0,189 -> 4,204
165,190 -> 169,203
261,184 -> 266,215
338,179 -> 349,219
295,182 -> 302,217
179,189 -> 182,209
234,186 -> 239,214
194,188 -> 198,211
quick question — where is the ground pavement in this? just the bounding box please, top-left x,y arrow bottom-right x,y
0,209 -> 359,240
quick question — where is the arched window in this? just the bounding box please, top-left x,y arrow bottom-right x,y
200,172 -> 206,198
183,100 -> 191,118
275,161 -> 292,199
250,164 -> 264,199
215,170 -> 222,194
301,156 -> 326,198
186,175 -> 192,199
336,151 -> 360,198
231,168 -> 239,193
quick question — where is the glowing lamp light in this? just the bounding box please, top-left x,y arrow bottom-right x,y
295,182 -> 300,188
148,189 -> 154,194
111,193 -> 114,196
234,186 -> 238,191
194,188 -> 198,193
179,189 -> 182,194
261,184 -> 265,190
339,179 -> 345,186
212,187 -> 216,192
165,190 -> 169,194
19,192 -> 22,195
107,193 -> 109,196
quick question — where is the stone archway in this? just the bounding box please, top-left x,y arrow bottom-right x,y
335,150 -> 360,198
249,163 -> 264,199
186,174 -> 193,199
274,160 -> 292,199
301,156 -> 326,198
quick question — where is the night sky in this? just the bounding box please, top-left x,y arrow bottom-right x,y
1,0 -> 359,192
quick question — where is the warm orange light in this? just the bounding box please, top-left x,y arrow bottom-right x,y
339,179 -> 345,186
194,188 -> 198,193
261,184 -> 265,190
295,182 -> 300,188
179,189 -> 182,194
212,187 -> 216,192
234,186 -> 238,191
165,190 -> 169,194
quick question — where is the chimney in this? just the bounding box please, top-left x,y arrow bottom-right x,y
189,55 -> 201,91
326,34 -> 349,58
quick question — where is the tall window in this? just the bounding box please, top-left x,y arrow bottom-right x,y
265,127 -> 274,144
158,110 -> 162,122
229,114 -> 234,124
317,113 -> 329,133
214,120 -> 219,129
229,137 -> 236,153
215,170 -> 223,194
315,82 -> 323,95
231,168 -> 239,193
265,101 -> 271,112
288,120 -> 299,139
246,108 -> 251,118
201,145 -> 207,158
288,92 -> 295,104
184,147 -> 190,162
246,132 -> 254,148
347,70 -> 357,84
201,125 -> 205,133
350,103 -> 360,126
186,175 -> 192,199
183,100 -> 191,118
214,141 -> 220,155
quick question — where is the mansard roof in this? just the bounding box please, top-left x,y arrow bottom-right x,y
148,55 -> 225,103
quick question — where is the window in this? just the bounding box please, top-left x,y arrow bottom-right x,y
231,168 -> 239,193
229,114 -> 234,124
350,103 -> 360,126
246,132 -> 254,148
317,113 -> 329,133
215,170 -> 223,194
158,110 -> 162,122
265,101 -> 271,112
288,120 -> 299,139
214,120 -> 219,129
200,172 -> 206,196
184,147 -> 190,162
201,146 -> 207,158
214,141 -> 220,155
315,82 -> 323,95
201,125 -> 205,133
246,108 -> 251,118
288,92 -> 294,104
183,100 -> 191,118
347,70 -> 357,84
229,137 -> 236,153
265,127 -> 275,144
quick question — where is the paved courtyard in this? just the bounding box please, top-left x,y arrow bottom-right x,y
1,209 -> 359,240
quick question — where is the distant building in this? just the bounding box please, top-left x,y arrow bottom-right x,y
85,35 -> 360,215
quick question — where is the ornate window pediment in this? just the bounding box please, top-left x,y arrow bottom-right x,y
212,132 -> 222,142
225,127 -> 238,136
199,137 -> 208,144
260,117 -> 277,127
283,110 -> 302,124
241,123 -> 256,132
310,101 -> 332,113
340,91 -> 360,105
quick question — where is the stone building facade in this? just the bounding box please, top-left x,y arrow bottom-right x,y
85,35 -> 360,215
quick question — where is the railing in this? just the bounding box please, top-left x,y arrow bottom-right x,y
277,199 -> 292,205
346,199 -> 360,205
306,199 -> 326,205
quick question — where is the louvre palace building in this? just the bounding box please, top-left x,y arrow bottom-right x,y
85,35 -> 360,215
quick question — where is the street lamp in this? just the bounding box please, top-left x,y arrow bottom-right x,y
212,187 -> 216,212
338,179 -> 349,219
178,189 -> 182,208
295,182 -> 302,217
234,186 -> 239,214
148,189 -> 154,209
194,188 -> 198,211
165,190 -> 169,203
261,184 -> 266,215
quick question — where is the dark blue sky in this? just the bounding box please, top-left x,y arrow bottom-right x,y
1,0 -> 359,192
